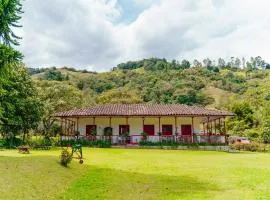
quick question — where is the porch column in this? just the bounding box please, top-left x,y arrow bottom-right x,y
158,117 -> 161,134
214,119 -> 217,134
219,118 -> 221,134
109,117 -> 112,127
211,120 -> 213,134
174,116 -> 177,134
223,117 -> 228,143
76,118 -> 79,133
142,117 -> 145,131
60,117 -> 63,134
223,117 -> 226,134
191,117 -> 194,143
207,117 -> 210,143
202,122 -> 204,134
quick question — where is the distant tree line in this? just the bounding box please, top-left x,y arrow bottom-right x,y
115,57 -> 270,71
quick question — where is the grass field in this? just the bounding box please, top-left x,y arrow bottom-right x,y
0,148 -> 270,200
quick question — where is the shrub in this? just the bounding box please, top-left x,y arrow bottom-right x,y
103,127 -> 113,136
60,148 -> 72,167
141,132 -> 147,141
57,139 -> 111,148
230,142 -> 270,152
0,137 -> 23,148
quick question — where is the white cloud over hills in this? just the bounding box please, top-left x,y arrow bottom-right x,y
19,0 -> 270,71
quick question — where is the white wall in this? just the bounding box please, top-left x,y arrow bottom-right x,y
70,116 -> 204,136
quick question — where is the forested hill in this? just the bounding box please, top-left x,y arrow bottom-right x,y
29,57 -> 270,109
28,57 -> 270,141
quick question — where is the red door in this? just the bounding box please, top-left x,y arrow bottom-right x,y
119,125 -> 130,136
181,125 -> 192,136
162,125 -> 173,135
86,125 -> 97,136
143,125 -> 155,136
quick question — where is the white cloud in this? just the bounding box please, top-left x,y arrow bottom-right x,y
18,0 -> 270,71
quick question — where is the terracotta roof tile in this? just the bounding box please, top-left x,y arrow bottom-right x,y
55,104 -> 234,117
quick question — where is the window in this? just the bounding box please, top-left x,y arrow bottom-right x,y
86,125 -> 97,136
143,125 -> 155,136
162,125 -> 173,135
119,125 -> 130,135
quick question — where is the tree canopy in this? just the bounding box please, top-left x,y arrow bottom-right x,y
0,0 -> 23,46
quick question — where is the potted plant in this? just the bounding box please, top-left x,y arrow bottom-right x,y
122,131 -> 130,144
141,132 -> 148,141
104,127 -> 113,137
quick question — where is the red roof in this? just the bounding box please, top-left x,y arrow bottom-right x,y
55,104 -> 234,117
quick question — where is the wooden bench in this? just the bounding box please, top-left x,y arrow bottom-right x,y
18,145 -> 30,154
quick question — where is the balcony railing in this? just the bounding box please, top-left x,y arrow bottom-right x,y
61,134 -> 227,145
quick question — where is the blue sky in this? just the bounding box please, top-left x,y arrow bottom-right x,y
19,0 -> 270,71
117,0 -> 159,24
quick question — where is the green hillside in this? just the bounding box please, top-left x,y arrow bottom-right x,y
28,58 -> 270,141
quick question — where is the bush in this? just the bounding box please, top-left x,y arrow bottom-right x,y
230,142 -> 270,152
28,137 -> 53,148
60,148 -> 72,167
57,139 -> 111,148
0,137 -> 23,148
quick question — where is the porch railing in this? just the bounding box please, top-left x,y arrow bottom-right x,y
62,134 -> 227,145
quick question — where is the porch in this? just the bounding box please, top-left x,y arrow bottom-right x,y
56,104 -> 234,145
61,134 -> 228,145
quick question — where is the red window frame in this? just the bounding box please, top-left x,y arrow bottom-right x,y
181,125 -> 192,136
162,125 -> 173,135
143,125 -> 155,136
119,125 -> 130,136
86,125 -> 97,136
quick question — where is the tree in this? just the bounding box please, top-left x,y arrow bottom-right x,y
230,102 -> 254,128
0,63 -> 44,141
203,58 -> 213,70
0,0 -> 23,45
217,58 -> 225,69
96,88 -> 143,104
181,59 -> 190,69
35,81 -> 83,137
193,59 -> 202,68
0,44 -> 22,67
44,69 -> 65,81
235,58 -> 241,68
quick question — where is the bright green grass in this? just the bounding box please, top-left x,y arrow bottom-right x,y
0,149 -> 270,200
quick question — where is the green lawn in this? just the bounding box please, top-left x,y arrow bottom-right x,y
0,149 -> 270,200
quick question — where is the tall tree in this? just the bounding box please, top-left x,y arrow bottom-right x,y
35,81 -> 83,137
181,59 -> 190,69
0,44 -> 22,67
0,0 -> 23,46
217,58 -> 225,68
0,63 -> 44,141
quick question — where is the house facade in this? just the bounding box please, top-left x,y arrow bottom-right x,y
55,104 -> 234,144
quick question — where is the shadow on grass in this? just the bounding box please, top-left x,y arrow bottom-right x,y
58,165 -> 221,200
0,155 -> 86,200
0,154 -> 221,200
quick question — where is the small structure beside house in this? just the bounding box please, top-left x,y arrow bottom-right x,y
55,104 -> 234,145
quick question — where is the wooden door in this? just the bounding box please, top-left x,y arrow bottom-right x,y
162,125 -> 173,135
86,125 -> 97,136
181,125 -> 192,136
143,125 -> 155,136
119,125 -> 130,136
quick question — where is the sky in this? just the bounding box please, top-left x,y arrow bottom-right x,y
18,0 -> 270,72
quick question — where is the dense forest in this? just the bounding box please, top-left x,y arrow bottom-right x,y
27,57 -> 270,142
